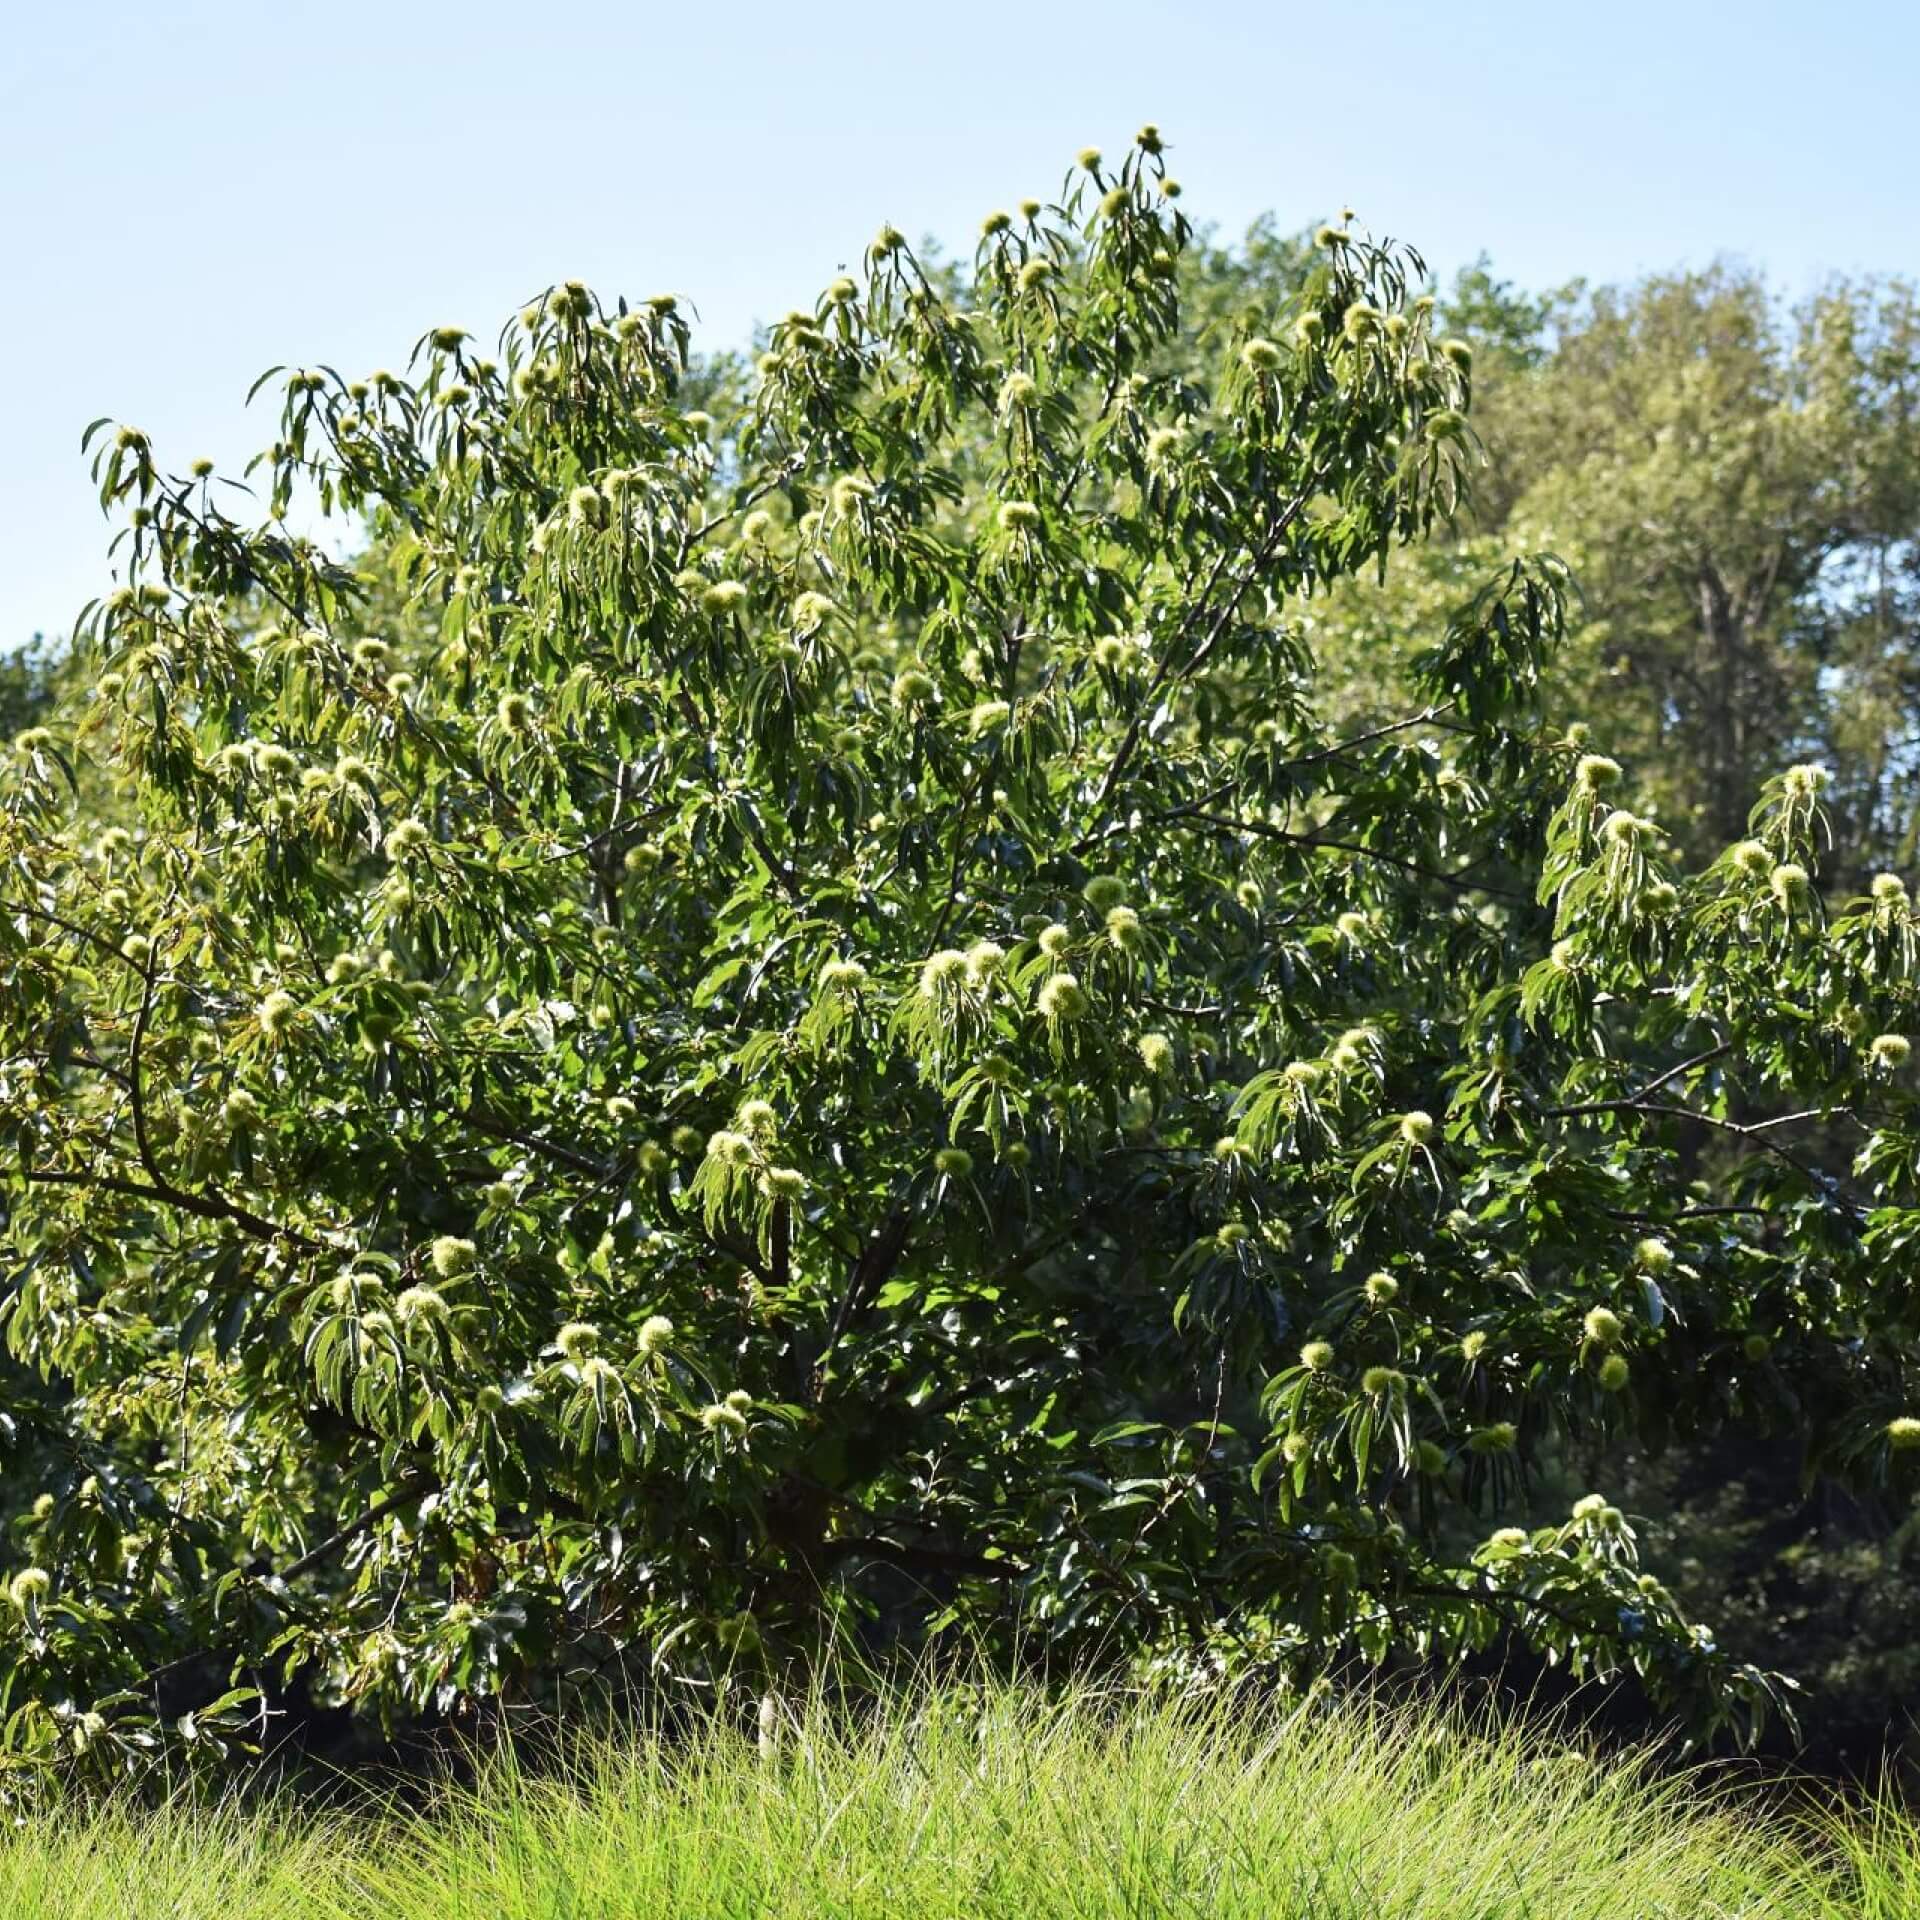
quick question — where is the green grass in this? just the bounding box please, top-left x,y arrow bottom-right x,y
2,1676 -> 1915,1917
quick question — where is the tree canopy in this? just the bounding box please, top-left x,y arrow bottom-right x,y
1464,265 -> 1920,873
5,132 -> 1918,1783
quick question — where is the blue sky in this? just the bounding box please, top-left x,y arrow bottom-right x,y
4,0 -> 1916,648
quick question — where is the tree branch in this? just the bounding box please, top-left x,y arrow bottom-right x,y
1176,812 -> 1531,902
3,897 -> 148,974
1085,458 -> 1322,821
461,1103 -> 615,1180
278,1473 -> 439,1585
19,1159 -> 323,1253
1539,1094 -> 1863,1215
817,1534 -> 1026,1581
814,1208 -> 912,1395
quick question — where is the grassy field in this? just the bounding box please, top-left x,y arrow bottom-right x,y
2,1678 -> 1914,1918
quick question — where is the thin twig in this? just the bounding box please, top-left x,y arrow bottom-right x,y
1178,812 -> 1531,902
1085,454 -> 1320,820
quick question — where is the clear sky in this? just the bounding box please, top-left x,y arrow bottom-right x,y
4,0 -> 1915,648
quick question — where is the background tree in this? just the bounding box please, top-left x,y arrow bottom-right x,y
1308,266 -> 1920,873
0,641 -> 57,744
5,136 -> 1920,1787
1466,266 -> 1920,873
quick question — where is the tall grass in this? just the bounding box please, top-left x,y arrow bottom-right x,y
1797,1787 -> 1920,1919
2,1674 -> 1913,1917
0,1794 -> 340,1920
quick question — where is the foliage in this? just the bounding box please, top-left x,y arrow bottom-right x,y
1300,259 -> 1920,1766
0,641 -> 58,744
5,131 -> 1920,1782
1305,266 -> 1920,875
0,1677 -> 1852,1918
1467,266 -> 1920,870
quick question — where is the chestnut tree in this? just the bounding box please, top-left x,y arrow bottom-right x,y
4,130 -> 1917,1778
